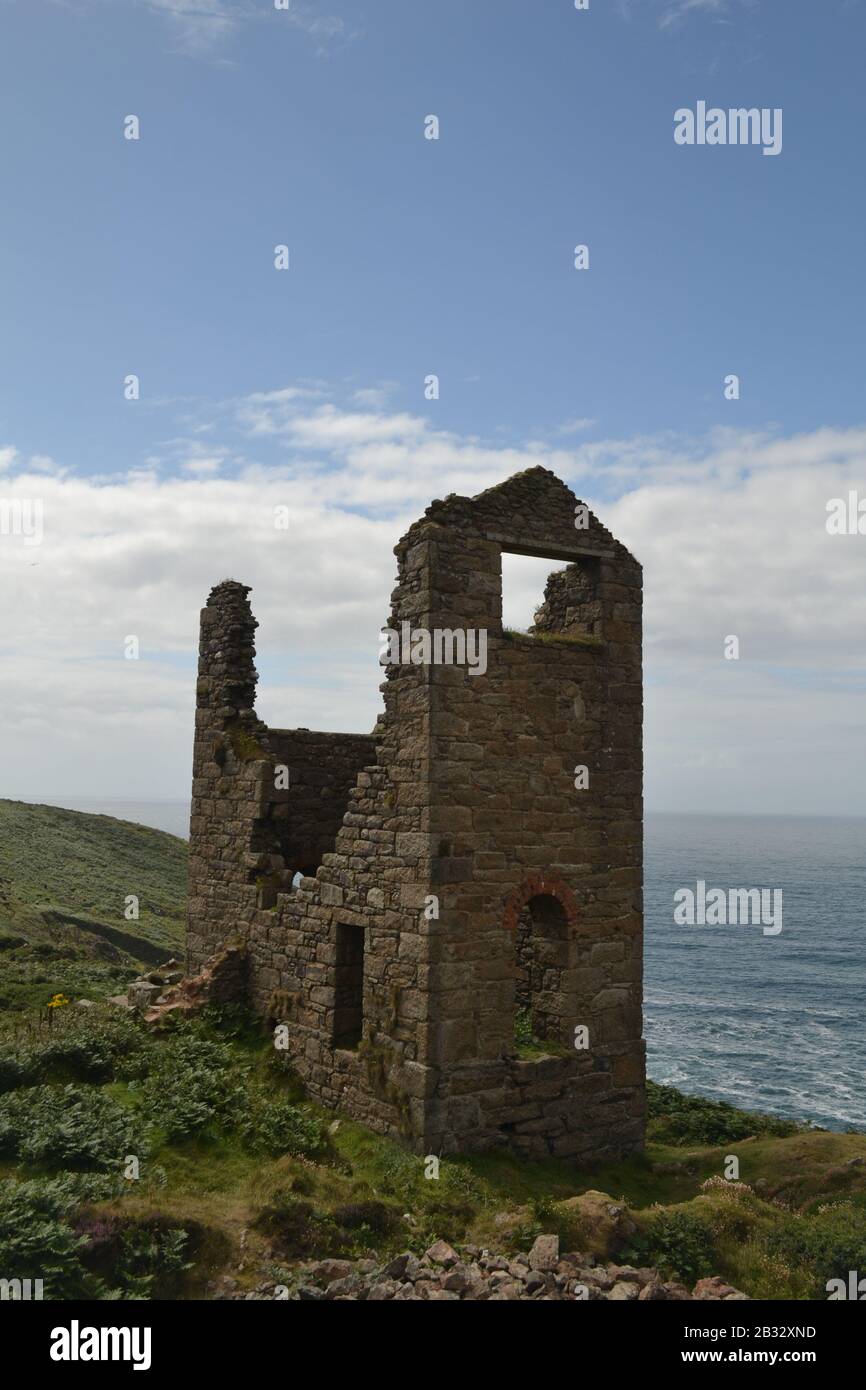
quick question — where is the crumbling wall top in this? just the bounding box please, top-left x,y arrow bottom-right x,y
397,466 -> 640,569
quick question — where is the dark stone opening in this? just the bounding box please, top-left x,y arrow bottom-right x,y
264,729 -> 377,879
333,923 -> 365,1049
515,893 -> 569,1043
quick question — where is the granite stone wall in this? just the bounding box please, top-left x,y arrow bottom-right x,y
266,728 -> 377,877
185,467 -> 645,1162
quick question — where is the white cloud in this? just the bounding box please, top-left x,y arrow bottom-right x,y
661,0 -> 762,30
618,0 -> 757,30
1,403 -> 865,814
659,0 -> 731,27
284,3 -> 357,48
234,384 -> 329,436
27,454 -> 65,475
143,0 -> 239,52
352,385 -> 398,410
144,0 -> 360,56
283,406 -> 428,450
556,418 -> 597,436
45,0 -> 358,58
181,455 -> 223,475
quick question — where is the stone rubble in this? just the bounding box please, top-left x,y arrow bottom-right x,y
109,947 -> 247,1023
208,1234 -> 748,1303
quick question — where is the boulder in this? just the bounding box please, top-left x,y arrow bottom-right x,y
556,1190 -> 637,1257
608,1280 -> 640,1301
381,1253 -> 421,1282
693,1276 -> 742,1300
305,1259 -> 352,1285
528,1234 -> 560,1271
127,980 -> 161,1011
424,1240 -> 459,1268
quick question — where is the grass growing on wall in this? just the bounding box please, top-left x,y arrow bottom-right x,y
502,627 -> 603,648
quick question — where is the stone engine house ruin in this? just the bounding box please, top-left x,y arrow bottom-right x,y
186,467 -> 645,1162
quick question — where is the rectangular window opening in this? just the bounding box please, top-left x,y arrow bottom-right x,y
333,923 -> 365,1049
514,894 -> 571,1058
501,550 -> 602,642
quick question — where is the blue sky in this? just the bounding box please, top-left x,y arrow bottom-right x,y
3,0 -> 864,468
1,0 -> 865,815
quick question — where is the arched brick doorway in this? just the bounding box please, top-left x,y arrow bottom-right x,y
503,872 -> 580,934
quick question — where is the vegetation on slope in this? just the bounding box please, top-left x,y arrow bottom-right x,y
1,1002 -> 865,1301
1,802 -> 864,1302
0,800 -> 186,1012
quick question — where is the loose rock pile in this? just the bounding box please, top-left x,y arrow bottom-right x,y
108,946 -> 247,1025
211,1235 -> 749,1302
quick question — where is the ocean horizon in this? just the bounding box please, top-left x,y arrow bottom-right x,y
19,797 -> 865,1134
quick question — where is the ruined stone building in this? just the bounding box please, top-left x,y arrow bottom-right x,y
186,467 -> 645,1162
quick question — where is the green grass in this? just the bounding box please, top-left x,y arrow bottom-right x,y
502,627 -> 603,648
0,800 -> 187,1011
2,1001 -> 865,1299
647,1079 -> 802,1147
2,802 -> 865,1301
513,1007 -> 572,1059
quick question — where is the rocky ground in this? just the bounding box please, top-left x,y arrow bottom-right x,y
209,1234 -> 749,1302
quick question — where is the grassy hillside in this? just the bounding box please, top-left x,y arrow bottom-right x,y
1,801 -> 864,1301
0,800 -> 187,1011
1,1006 -> 864,1301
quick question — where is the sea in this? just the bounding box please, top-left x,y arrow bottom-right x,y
644,812 -> 866,1133
38,800 -> 866,1132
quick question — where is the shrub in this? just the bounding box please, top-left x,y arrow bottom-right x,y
331,1200 -> 400,1235
0,1007 -> 150,1092
114,1223 -> 190,1298
241,1099 -> 328,1158
254,1193 -> 343,1260
75,1214 -> 191,1300
0,1084 -> 144,1172
766,1202 -> 866,1298
647,1081 -> 801,1147
630,1208 -> 716,1284
530,1195 -> 558,1223
0,1055 -> 29,1093
137,1034 -> 246,1142
193,1003 -> 258,1041
378,1148 -> 424,1200
700,1176 -> 754,1199
0,1178 -> 100,1298
370,1149 -> 484,1248
0,1179 -> 192,1301
265,1048 -> 308,1099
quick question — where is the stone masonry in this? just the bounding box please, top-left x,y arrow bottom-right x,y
186,467 -> 645,1161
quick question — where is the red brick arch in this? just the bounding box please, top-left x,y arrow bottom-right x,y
502,872 -> 581,935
